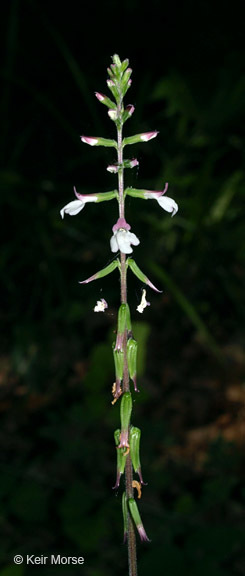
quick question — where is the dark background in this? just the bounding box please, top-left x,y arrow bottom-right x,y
0,1 -> 245,575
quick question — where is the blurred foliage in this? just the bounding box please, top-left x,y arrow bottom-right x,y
0,0 -> 245,574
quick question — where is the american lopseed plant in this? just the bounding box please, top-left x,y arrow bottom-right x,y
60,54 -> 178,576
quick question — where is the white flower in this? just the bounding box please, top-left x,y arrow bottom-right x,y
110,229 -> 140,254
94,298 -> 108,312
60,200 -> 85,219
136,289 -> 150,313
110,217 -> 140,254
156,195 -> 178,216
60,187 -> 98,219
144,183 -> 178,217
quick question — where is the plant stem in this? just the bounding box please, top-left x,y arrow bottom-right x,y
117,114 -> 138,576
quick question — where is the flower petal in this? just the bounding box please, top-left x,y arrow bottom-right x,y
157,196 -> 178,216
128,232 -> 140,246
60,200 -> 84,219
110,234 -> 119,253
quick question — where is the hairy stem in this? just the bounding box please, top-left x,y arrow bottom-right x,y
117,110 -> 138,576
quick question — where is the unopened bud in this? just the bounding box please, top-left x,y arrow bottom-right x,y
108,109 -> 118,121
123,104 -> 135,123
128,498 -> 150,542
81,135 -> 117,148
107,79 -> 120,101
123,131 -> 158,147
112,54 -> 122,68
107,164 -> 119,173
95,92 -> 116,109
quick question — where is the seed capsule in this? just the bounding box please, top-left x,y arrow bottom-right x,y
128,498 -> 150,542
119,392 -> 132,448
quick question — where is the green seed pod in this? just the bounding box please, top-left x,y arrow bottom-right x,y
129,426 -> 146,484
119,392 -> 132,448
129,426 -> 141,472
128,498 -> 150,542
127,338 -> 137,378
113,347 -> 124,381
115,303 -> 131,351
113,429 -> 127,489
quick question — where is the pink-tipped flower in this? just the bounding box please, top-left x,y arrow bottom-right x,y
110,218 -> 140,254
107,164 -> 119,173
125,104 -> 135,116
60,187 -> 98,219
81,136 -> 99,146
108,109 -> 118,121
128,158 -> 139,168
144,182 -> 178,217
95,92 -> 105,102
140,131 -> 159,142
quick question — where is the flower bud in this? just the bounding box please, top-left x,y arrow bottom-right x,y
129,427 -> 147,484
81,135 -> 117,148
108,109 -> 118,122
95,92 -> 116,109
127,259 -> 162,293
122,104 -> 135,123
113,429 -> 127,489
121,68 -> 132,96
123,158 -> 139,169
119,392 -> 132,448
107,164 -> 119,174
123,131 -> 158,147
127,338 -> 139,392
112,54 -> 122,69
107,79 -> 120,101
128,498 -> 150,542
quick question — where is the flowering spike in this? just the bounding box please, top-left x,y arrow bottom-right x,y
119,392 -> 132,449
79,260 -> 119,284
127,259 -> 162,292
128,498 -> 150,542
